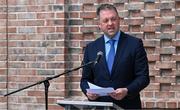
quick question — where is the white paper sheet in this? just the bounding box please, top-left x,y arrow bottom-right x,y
86,82 -> 114,96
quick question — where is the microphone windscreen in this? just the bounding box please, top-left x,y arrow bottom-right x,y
96,51 -> 103,63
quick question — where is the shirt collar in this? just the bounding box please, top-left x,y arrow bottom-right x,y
104,31 -> 120,43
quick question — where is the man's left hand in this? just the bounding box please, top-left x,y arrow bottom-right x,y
108,88 -> 128,100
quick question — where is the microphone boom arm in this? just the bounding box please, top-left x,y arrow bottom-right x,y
4,60 -> 96,110
4,60 -> 95,96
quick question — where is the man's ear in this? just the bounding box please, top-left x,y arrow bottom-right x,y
97,18 -> 102,31
98,25 -> 100,30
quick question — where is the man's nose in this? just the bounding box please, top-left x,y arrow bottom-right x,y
107,20 -> 113,25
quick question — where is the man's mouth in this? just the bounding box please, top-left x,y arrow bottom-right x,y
108,27 -> 114,31
108,29 -> 114,32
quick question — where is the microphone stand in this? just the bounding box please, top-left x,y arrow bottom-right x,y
4,60 -> 95,110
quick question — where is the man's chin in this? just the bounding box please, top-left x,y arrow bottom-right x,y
108,33 -> 116,37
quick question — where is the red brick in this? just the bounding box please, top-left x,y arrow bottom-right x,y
56,12 -> 65,18
8,20 -> 26,26
172,40 -> 180,47
161,39 -> 172,47
128,18 -> 144,25
167,101 -> 177,108
156,61 -> 176,69
176,1 -> 180,9
83,19 -> 98,25
157,101 -> 166,108
0,69 -> 6,75
120,25 -> 129,32
178,101 -> 180,108
81,0 -> 96,3
56,27 -> 65,32
68,34 -> 83,40
27,6 -> 48,12
149,70 -> 159,76
144,32 -> 156,39
161,9 -> 175,17
68,12 -> 79,18
129,10 -> 141,17
143,26 -> 156,32
0,0 -> 6,5
0,41 -> 7,47
26,20 -> 44,26
129,25 -> 141,32
82,33 -> 95,40
144,91 -> 154,98
160,83 -> 171,91
143,40 -> 159,47
144,17 -> 155,25
56,0 -> 65,4
37,13 -> 54,19
46,19 -> 65,26
175,10 -> 180,16
80,26 -> 99,33
125,3 -> 144,10
145,101 -> 155,108
0,20 -> 6,26
145,2 -> 155,10
8,14 -> 16,19
80,12 -> 96,19
28,91 -> 44,97
158,2 -> 175,9
156,17 -> 175,25
49,91 -> 65,97
160,54 -> 172,61
144,83 -> 160,91
160,48 -> 175,54
70,27 -> 79,32
8,0 -> 16,5
147,54 -> 160,62
172,55 -> 180,61
143,10 -> 157,17
148,61 -> 156,70
47,63 -> 64,69
83,4 -> 96,11
155,91 -> 175,98
8,28 -> 16,33
37,27 -> 55,33
0,34 -> 6,40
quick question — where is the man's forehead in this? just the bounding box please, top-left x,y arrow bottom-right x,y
99,10 -> 118,18
99,9 -> 116,13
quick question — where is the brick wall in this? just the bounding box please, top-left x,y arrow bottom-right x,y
0,0 -> 8,109
0,0 -> 180,109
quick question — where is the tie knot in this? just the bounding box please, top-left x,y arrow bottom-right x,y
109,39 -> 115,46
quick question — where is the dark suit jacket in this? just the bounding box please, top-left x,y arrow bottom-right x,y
80,31 -> 150,109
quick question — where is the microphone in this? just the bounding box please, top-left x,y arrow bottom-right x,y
94,51 -> 103,65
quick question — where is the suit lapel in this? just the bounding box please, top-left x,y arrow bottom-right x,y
98,36 -> 111,77
111,32 -> 126,76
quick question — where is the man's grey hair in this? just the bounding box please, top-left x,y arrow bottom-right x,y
96,4 -> 118,17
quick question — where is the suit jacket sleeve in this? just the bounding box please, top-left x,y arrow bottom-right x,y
126,39 -> 150,96
80,44 -> 93,95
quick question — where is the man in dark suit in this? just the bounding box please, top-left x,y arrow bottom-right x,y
80,3 -> 150,109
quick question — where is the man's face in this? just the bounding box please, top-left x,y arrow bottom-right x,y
98,9 -> 120,38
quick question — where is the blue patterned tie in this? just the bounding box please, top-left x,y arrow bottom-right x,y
107,39 -> 115,74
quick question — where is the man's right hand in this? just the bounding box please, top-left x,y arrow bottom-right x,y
86,92 -> 99,100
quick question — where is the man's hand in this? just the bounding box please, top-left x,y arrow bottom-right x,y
86,92 -> 99,100
108,88 -> 128,100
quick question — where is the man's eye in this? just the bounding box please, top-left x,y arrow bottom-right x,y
101,17 -> 117,23
102,19 -> 108,23
111,17 -> 117,21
